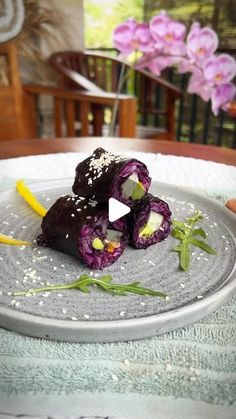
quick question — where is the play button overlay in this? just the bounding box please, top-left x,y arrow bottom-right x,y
108,198 -> 130,222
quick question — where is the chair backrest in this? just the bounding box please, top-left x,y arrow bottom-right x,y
49,50 -> 182,139
49,50 -> 182,140
50,50 -> 122,92
0,41 -> 37,141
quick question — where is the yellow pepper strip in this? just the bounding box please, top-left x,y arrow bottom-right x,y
0,233 -> 31,246
16,180 -> 47,217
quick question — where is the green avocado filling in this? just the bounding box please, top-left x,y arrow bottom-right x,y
92,238 -> 104,250
139,211 -> 164,238
131,181 -> 145,200
121,173 -> 145,200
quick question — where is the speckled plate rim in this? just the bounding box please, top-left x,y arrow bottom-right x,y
0,179 -> 236,343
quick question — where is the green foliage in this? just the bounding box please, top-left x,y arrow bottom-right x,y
84,0 -> 144,48
172,211 -> 216,271
13,274 -> 167,298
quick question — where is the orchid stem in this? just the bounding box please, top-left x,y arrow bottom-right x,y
109,61 -> 127,136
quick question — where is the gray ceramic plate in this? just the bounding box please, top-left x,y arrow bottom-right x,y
0,179 -> 235,342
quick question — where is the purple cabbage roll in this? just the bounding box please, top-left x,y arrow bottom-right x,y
72,148 -> 151,207
37,195 -> 128,269
129,194 -> 172,249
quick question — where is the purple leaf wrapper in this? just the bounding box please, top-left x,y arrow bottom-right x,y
37,195 -> 128,270
130,193 -> 172,249
72,147 -> 151,207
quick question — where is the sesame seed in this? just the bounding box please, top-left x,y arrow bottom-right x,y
71,213 -> 75,217
16,261 -> 21,265
42,292 -> 50,298
203,257 -> 208,261
119,311 -> 126,317
7,292 -> 12,296
180,283 -> 185,288
57,293 -> 63,297
38,301 -> 44,306
148,261 -> 155,266
120,266 -> 125,270
166,363 -> 173,372
140,302 -> 146,306
197,295 -> 203,299
190,376 -> 197,382
83,314 -> 90,319
77,208 -> 81,212
71,316 -> 78,320
165,296 -> 170,301
62,308 -> 67,314
61,264 -> 65,268
112,374 -> 119,381
225,247 -> 228,251
15,302 -> 20,307
221,235 -> 226,239
53,266 -> 57,271
197,256 -> 201,261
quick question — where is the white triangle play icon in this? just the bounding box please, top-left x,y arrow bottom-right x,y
108,198 -> 130,222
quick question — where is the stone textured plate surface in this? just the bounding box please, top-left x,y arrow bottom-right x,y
0,179 -> 235,342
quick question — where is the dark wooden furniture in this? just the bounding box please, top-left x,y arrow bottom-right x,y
0,42 -> 137,141
228,102 -> 236,118
1,137 -> 235,166
49,51 -> 182,141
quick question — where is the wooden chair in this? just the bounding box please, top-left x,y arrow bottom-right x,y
0,42 -> 137,141
49,50 -> 183,141
0,42 -> 37,141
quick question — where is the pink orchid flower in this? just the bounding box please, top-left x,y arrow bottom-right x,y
150,12 -> 186,52
144,55 -> 180,76
203,54 -> 236,86
113,12 -> 236,115
186,24 -> 218,65
113,19 -> 153,56
187,69 -> 212,102
211,83 -> 236,115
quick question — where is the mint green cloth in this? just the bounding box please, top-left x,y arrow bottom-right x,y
0,178 -> 235,417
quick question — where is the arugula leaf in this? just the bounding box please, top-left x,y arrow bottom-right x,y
188,237 -> 216,255
171,210 -> 216,271
191,228 -> 207,238
13,275 -> 167,299
180,239 -> 190,271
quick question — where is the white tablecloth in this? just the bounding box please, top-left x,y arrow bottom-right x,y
0,151 -> 236,193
